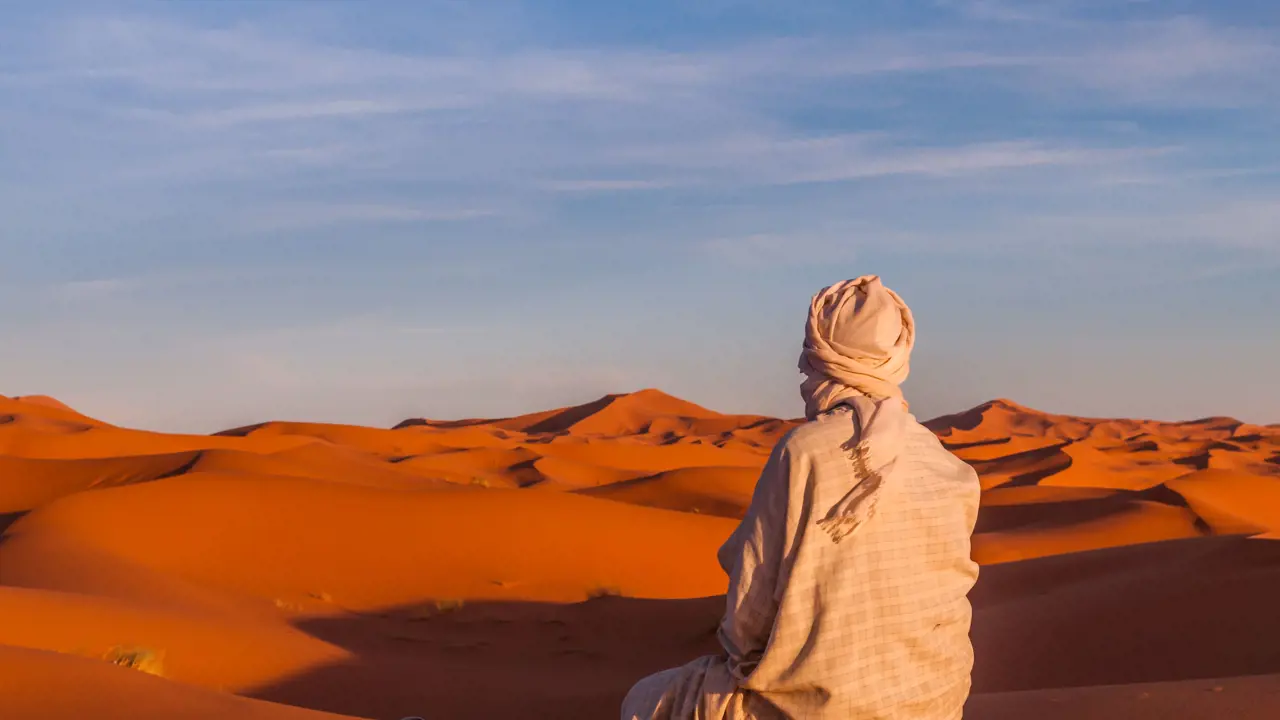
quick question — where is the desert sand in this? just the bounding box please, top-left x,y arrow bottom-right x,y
1,389 -> 1277,719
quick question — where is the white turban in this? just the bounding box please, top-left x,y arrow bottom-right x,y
799,275 -> 916,542
798,275 -> 915,420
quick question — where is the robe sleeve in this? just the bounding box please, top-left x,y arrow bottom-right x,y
714,437 -> 801,683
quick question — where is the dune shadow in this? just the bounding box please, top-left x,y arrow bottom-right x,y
975,482 -> 1194,535
969,443 -> 1073,488
0,511 -> 27,537
970,535 -> 1280,692
154,450 -> 205,480
521,396 -> 618,435
1173,452 -> 1211,471
1133,482 -> 1193,508
1097,437 -> 1161,453
248,595 -> 723,720
943,436 -> 1013,452
242,535 -> 1280,719
574,469 -> 753,519
924,405 -> 992,434
974,493 -> 1136,534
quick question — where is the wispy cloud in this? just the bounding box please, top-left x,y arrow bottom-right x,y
700,232 -> 860,266
540,178 -> 678,192
1037,16 -> 1280,104
242,203 -> 499,232
0,8 -> 1268,263
29,12 -> 1277,133
771,141 -> 1168,184
944,0 -> 1065,24
5,3 -> 1279,430
1022,198 -> 1280,250
566,136 -> 1168,190
44,16 -> 722,102
394,325 -> 491,336
24,10 -> 1279,99
9,10 -> 1264,203
259,145 -> 349,163
183,99 -> 447,127
50,278 -> 138,301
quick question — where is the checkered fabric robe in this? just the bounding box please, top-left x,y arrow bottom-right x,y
622,405 -> 981,719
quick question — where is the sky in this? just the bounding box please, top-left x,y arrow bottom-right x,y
1,0 -> 1278,432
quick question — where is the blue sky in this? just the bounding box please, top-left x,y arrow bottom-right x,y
1,0 -> 1277,431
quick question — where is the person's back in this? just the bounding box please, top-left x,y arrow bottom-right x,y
622,275 -> 981,720
724,404 -> 979,718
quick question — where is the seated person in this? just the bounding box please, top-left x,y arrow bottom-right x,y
622,276 -> 981,720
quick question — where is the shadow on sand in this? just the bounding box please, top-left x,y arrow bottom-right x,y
245,535 -> 1280,720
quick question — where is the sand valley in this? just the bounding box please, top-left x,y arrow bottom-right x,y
2,390 -> 1277,719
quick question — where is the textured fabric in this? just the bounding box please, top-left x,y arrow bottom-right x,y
621,404 -> 981,720
813,395 -> 910,544
799,275 -> 915,420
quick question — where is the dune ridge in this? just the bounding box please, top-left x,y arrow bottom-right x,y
1,389 -> 1275,718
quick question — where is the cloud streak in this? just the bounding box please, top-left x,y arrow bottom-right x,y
8,11 -> 1267,206
3,2 -> 1278,429
242,204 -> 499,232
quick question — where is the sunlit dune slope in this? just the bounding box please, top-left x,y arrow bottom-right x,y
3,389 -> 1276,566
1,389 -> 1276,719
0,586 -> 347,692
0,645 -> 362,720
1,472 -> 736,608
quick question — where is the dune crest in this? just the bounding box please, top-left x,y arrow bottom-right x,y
1,390 -> 1275,718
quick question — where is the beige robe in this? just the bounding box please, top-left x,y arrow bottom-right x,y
622,404 -> 981,719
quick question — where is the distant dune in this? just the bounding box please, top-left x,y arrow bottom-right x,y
0,389 -> 1275,718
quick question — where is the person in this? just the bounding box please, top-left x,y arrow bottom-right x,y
621,276 -> 981,720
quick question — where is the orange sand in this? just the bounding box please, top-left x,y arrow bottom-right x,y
0,645 -> 357,720
1,389 -> 1276,718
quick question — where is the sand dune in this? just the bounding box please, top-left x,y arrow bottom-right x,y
968,535 -> 1280,691
2,472 -> 735,609
3,394 -> 107,427
971,496 -> 1205,564
1169,468 -> 1280,537
0,451 -> 199,514
0,645 -> 358,720
188,446 -> 455,491
578,466 -> 760,518
0,586 -> 347,692
0,390 -> 1275,718
530,455 -> 646,490
966,673 -> 1280,720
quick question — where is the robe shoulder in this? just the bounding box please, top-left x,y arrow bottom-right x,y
778,409 -> 977,485
775,409 -> 858,457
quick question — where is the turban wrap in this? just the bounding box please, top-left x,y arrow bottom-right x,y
799,275 -> 914,420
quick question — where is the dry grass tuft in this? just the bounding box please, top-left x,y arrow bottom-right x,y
103,646 -> 165,677
407,598 -> 467,620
